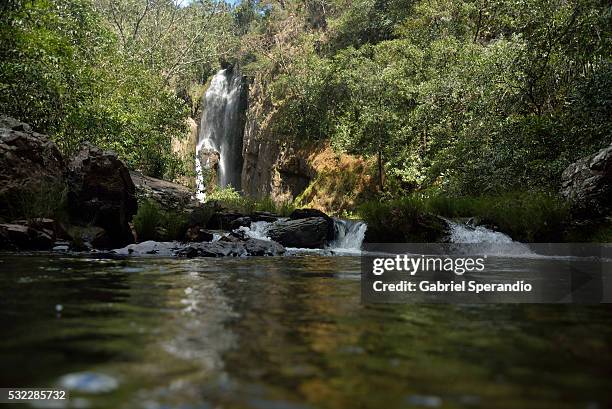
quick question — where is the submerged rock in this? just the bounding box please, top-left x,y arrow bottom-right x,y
267,217 -> 329,248
561,143 -> 612,218
67,143 -> 137,248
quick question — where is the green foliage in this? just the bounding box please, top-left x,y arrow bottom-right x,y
133,200 -> 188,242
243,0 -> 611,196
359,191 -> 570,242
3,181 -> 69,223
423,192 -> 570,242
0,0 -> 234,180
206,186 -> 243,207
133,200 -> 161,241
205,187 -> 296,216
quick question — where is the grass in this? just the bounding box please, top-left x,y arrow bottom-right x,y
205,186 -> 296,217
3,180 -> 68,223
133,200 -> 189,242
358,191 -> 571,242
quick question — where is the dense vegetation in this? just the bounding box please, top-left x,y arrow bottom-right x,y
2,0 -> 611,238
1,0 -> 237,179
237,0 -> 611,195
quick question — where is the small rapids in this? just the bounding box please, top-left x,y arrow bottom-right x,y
239,218 -> 367,253
329,219 -> 368,252
445,219 -> 534,257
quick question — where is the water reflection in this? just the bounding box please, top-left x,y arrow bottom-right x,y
0,254 -> 611,409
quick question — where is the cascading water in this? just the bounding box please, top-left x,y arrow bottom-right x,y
329,219 -> 368,251
446,220 -> 513,244
195,68 -> 245,200
445,219 -> 533,256
238,218 -> 367,252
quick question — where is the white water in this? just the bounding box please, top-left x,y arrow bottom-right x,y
445,219 -> 534,256
196,69 -> 244,200
329,219 -> 368,252
239,218 -> 367,253
446,220 -> 514,244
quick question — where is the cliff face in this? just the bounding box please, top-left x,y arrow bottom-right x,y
240,75 -> 376,213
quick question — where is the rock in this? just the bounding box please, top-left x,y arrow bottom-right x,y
290,208 -> 334,240
184,226 -> 214,242
0,116 -> 66,219
267,217 -> 329,248
197,148 -> 221,191
67,143 -> 137,248
177,237 -> 284,258
230,216 -> 252,230
561,144 -> 612,218
243,237 -> 285,256
250,211 -> 280,222
207,211 -> 245,230
364,213 -> 448,243
130,170 -> 198,213
11,218 -> 70,241
69,226 -> 112,250
113,241 -> 182,257
0,223 -> 54,250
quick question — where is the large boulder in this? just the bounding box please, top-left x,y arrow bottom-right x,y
267,217 -> 329,248
207,211 -> 245,230
67,143 -> 137,248
561,144 -> 612,218
130,170 -> 198,213
290,208 -> 334,241
177,238 -> 285,258
0,116 -> 66,220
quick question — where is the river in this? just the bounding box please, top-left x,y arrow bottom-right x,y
0,253 -> 611,409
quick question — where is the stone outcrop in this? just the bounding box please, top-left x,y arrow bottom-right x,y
67,143 -> 137,248
240,75 -> 375,212
561,144 -> 612,218
130,170 -> 198,213
0,116 -> 66,219
267,217 -> 330,248
290,208 -> 334,241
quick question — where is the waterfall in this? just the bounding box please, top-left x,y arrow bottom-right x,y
195,68 -> 245,200
329,219 -> 367,251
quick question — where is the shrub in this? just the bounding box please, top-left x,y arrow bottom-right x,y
359,191 -> 570,242
133,199 -> 189,242
133,200 -> 161,242
4,181 -> 68,223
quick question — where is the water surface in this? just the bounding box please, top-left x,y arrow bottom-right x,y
0,254 -> 611,409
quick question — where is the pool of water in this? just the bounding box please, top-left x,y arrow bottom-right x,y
0,253 -> 611,409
